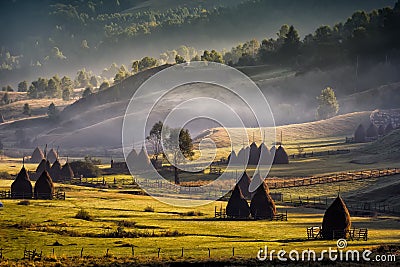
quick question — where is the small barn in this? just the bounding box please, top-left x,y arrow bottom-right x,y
273,146 -> 289,164
226,185 -> 250,218
11,166 -> 33,199
237,171 -> 251,199
354,124 -> 366,143
250,181 -> 276,220
34,170 -> 55,199
321,195 -> 351,240
30,147 -> 44,163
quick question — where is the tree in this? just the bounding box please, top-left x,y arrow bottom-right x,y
18,81 -> 28,92
27,84 -> 38,99
2,93 -> 9,105
62,88 -> 71,101
82,86 -> 93,98
2,85 -> 13,92
47,102 -> 58,120
90,76 -> 98,87
165,127 -> 194,185
316,87 -> 339,120
138,56 -> 158,71
146,121 -> 164,160
46,78 -> 60,98
175,55 -> 186,64
76,69 -> 90,87
23,103 -> 31,116
131,60 -> 139,73
99,81 -> 110,91
201,50 -> 224,63
282,25 -> 301,56
61,76 -> 74,91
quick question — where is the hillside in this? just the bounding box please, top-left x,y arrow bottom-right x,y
361,128 -> 400,159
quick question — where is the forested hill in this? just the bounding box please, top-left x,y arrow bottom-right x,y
0,0 -> 395,85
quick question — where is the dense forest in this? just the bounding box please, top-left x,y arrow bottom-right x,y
0,0 -> 395,86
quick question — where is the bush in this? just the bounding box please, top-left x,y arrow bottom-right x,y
75,209 -> 93,221
181,211 -> 204,216
144,206 -> 154,212
117,220 -> 137,227
17,200 -> 30,206
0,171 -> 12,179
69,161 -> 102,178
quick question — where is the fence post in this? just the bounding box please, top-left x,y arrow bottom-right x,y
158,248 -> 161,258
208,248 -> 211,258
81,248 -> 84,258
181,247 -> 184,257
131,245 -> 134,256
232,247 -> 235,256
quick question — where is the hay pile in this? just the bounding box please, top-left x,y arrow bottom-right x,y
61,162 -> 74,181
11,166 -> 33,199
354,124 -> 366,142
237,171 -> 251,199
30,147 -> 44,163
321,195 -> 351,239
226,185 -> 250,218
250,181 -> 276,220
50,160 -> 62,181
248,142 -> 260,165
273,146 -> 289,164
34,170 -> 55,199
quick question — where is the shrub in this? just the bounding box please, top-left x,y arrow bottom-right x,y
144,206 -> 154,212
0,171 -> 12,179
75,209 -> 93,221
117,220 -> 137,227
17,200 -> 30,206
69,161 -> 102,178
181,211 -> 204,216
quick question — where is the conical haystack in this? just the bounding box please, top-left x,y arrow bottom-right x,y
11,167 -> 33,199
237,147 -> 249,166
34,170 -> 55,199
354,124 -> 366,143
366,123 -> 378,138
126,148 -> 137,165
50,160 -> 62,181
226,185 -> 250,218
321,195 -> 351,240
237,171 -> 251,199
36,159 -> 51,178
47,148 -> 58,164
131,147 -> 150,171
248,142 -> 260,165
258,143 -> 271,166
61,162 -> 74,181
30,147 -> 44,163
227,150 -> 237,165
273,145 -> 289,164
250,182 -> 276,220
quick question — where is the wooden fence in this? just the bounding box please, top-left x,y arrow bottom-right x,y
289,149 -> 350,159
0,190 -> 65,200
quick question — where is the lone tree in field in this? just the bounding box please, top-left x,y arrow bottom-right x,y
146,121 -> 164,160
316,87 -> 339,120
165,127 -> 194,185
23,103 -> 31,116
47,102 -> 58,120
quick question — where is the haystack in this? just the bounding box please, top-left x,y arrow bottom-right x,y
248,142 -> 260,165
11,166 -> 33,199
366,123 -> 378,138
354,124 -> 366,143
258,143 -> 271,166
50,160 -> 62,181
321,195 -> 351,239
227,150 -> 237,165
237,171 -> 251,199
131,146 -> 150,171
270,145 -> 276,156
385,123 -> 394,135
47,148 -> 58,164
226,185 -> 250,218
273,146 -> 289,164
237,147 -> 249,166
250,182 -> 276,220
61,162 -> 74,181
126,148 -> 137,165
36,159 -> 51,178
34,170 -> 55,199
30,147 -> 44,163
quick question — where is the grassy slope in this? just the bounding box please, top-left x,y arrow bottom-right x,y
0,179 -> 399,261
